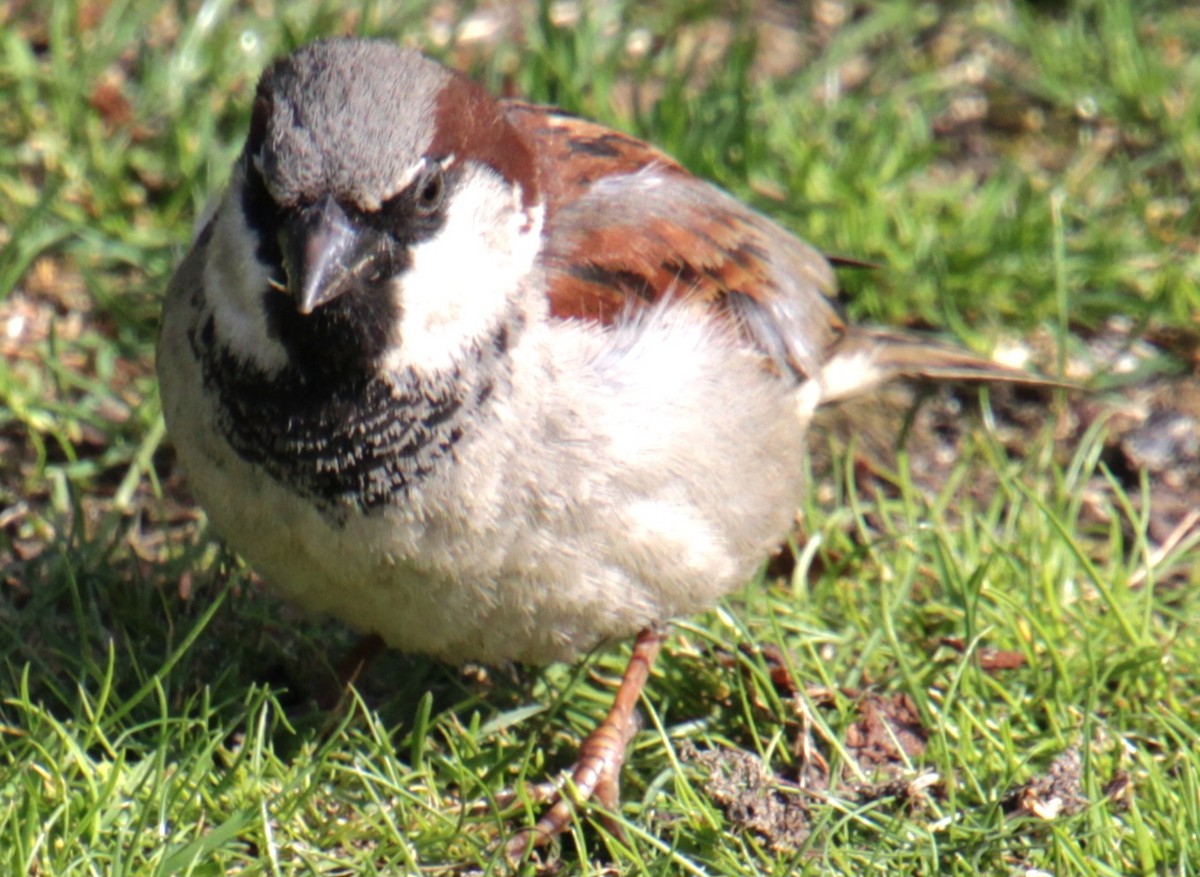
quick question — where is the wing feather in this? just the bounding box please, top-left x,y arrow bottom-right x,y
503,102 -> 846,381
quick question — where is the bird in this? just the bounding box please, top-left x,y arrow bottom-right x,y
156,36 -> 1045,858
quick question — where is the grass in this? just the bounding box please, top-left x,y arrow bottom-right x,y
2,0 -> 1199,874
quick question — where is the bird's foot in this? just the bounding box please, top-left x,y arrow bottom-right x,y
502,627 -> 664,862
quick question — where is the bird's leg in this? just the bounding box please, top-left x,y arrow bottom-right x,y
504,627 -> 665,860
316,632 -> 387,711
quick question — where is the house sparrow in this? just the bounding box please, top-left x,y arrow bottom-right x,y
157,37 -> 1042,857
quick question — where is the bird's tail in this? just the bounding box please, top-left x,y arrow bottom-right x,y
815,328 -> 1062,407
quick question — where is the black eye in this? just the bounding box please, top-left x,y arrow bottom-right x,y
414,167 -> 444,216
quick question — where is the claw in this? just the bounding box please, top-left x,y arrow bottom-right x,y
504,627 -> 665,861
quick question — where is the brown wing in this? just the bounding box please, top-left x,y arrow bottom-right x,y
502,101 -> 846,381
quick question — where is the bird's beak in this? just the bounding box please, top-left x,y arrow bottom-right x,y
283,195 -> 389,315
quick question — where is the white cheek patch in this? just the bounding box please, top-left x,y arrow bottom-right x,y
202,185 -> 289,373
384,166 -> 544,375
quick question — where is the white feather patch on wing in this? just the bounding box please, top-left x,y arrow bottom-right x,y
814,345 -> 888,406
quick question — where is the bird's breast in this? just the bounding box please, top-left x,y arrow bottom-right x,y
190,314 -> 513,517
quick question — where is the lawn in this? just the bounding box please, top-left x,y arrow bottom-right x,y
2,0 -> 1199,874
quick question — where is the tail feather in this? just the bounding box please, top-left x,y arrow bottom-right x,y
816,328 -> 1063,407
